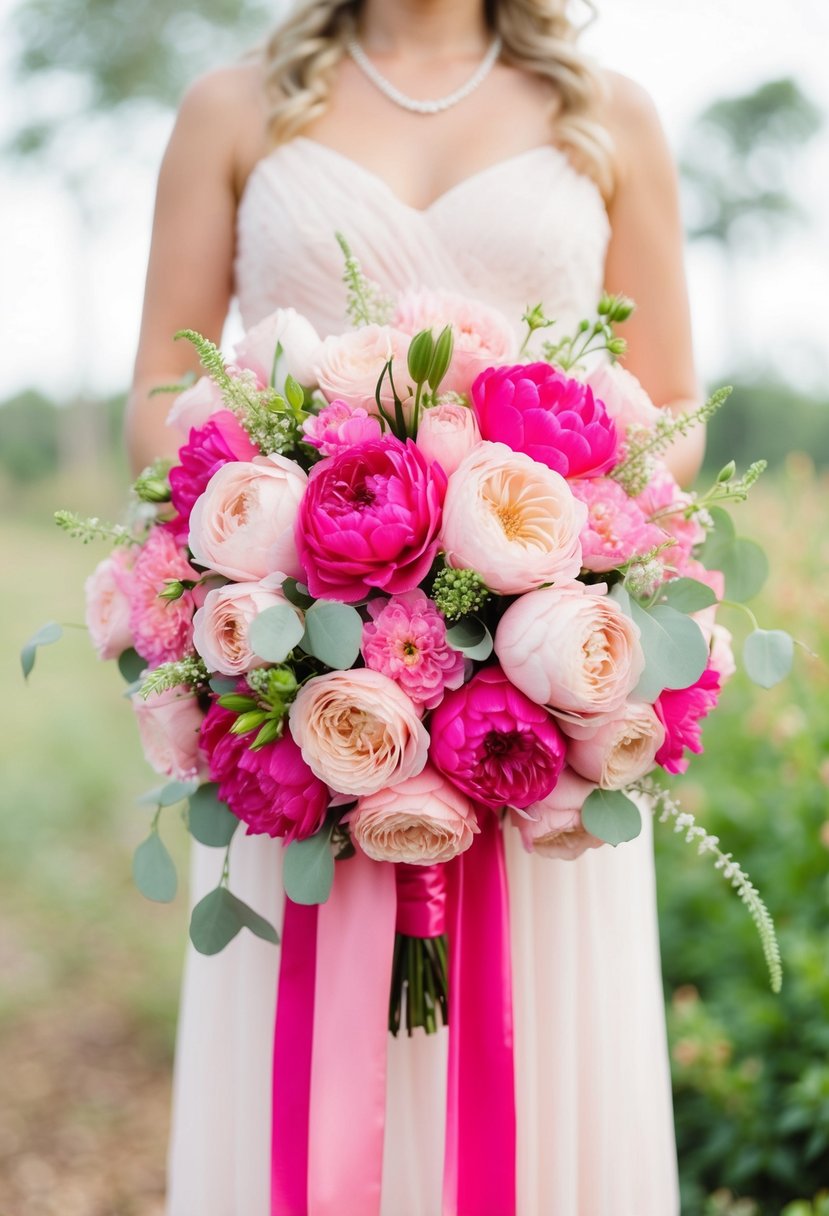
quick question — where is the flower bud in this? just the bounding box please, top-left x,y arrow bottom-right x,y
407,329 -> 435,384
717,460 -> 736,483
427,325 -> 454,391
159,579 -> 187,601
284,375 -> 305,410
230,709 -> 269,735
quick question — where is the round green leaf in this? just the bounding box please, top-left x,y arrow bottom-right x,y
582,789 -> 642,846
20,620 -> 63,680
282,577 -> 315,610
209,675 -> 237,695
117,647 -> 146,683
743,629 -> 794,689
301,601 -> 363,669
248,602 -> 305,663
283,828 -> 335,905
190,886 -> 278,955
630,600 -> 709,701
136,778 -> 198,808
659,577 -> 718,614
717,538 -> 769,603
133,831 -> 178,903
188,783 -> 240,847
445,618 -> 494,661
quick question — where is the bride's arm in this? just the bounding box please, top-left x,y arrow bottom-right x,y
601,72 -> 706,489
125,66 -> 259,476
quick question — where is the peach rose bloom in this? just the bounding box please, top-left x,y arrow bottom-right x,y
84,548 -> 134,661
314,324 -> 412,419
167,375 -> 226,436
494,582 -> 644,720
350,764 -> 478,864
188,454 -> 307,582
512,767 -> 602,861
440,441 -> 586,595
393,288 -> 516,398
234,307 -> 322,389
289,668 -> 429,796
192,576 -> 301,676
585,361 -> 661,436
415,402 -> 482,477
132,685 -> 206,781
566,701 -> 665,789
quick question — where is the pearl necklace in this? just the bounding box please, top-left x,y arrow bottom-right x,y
346,35 -> 502,115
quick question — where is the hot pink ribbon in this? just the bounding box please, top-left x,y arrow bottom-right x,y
395,862 -> 447,938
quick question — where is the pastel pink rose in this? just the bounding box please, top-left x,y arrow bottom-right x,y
585,361 -> 661,437
314,324 -> 412,418
188,454 -> 307,582
193,578 -> 301,676
566,701 -> 665,789
440,441 -> 586,595
167,375 -> 225,436
636,462 -> 705,561
288,668 -> 429,796
709,623 -> 736,684
133,685 -> 206,781
129,525 -> 199,667
570,477 -> 667,573
361,589 -> 465,711
350,764 -> 478,864
169,410 -> 259,533
199,699 -> 328,841
392,289 -> 516,397
84,547 -> 135,660
495,582 -> 645,721
302,398 -> 383,456
655,663 -> 721,775
428,665 -> 566,810
415,402 -> 482,476
296,435 -> 446,603
472,362 -> 621,479
511,767 -> 602,860
234,307 -> 322,390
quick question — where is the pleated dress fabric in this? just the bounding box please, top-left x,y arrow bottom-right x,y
166,137 -> 680,1216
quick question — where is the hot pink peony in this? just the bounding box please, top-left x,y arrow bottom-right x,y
84,547 -> 135,660
570,477 -> 666,573
428,665 -> 566,810
128,525 -> 199,667
302,398 -> 382,456
296,435 -> 446,603
360,589 -> 466,711
350,764 -> 478,864
392,289 -> 516,398
655,663 -> 721,775
133,685 -> 206,781
199,700 -> 329,841
415,402 -> 481,477
472,362 -> 620,479
511,767 -> 602,860
169,410 -> 259,531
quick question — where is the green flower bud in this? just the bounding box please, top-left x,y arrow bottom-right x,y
427,325 -> 454,392
607,337 -> 628,357
717,460 -> 736,483
407,329 -> 435,385
609,295 -> 635,322
158,580 -> 186,601
522,302 -> 552,332
217,694 -> 260,713
284,375 -> 305,411
267,667 -> 298,696
230,710 -> 269,735
250,717 -> 284,750
597,293 -> 612,316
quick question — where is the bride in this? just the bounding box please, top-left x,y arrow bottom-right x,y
127,1 -> 704,1212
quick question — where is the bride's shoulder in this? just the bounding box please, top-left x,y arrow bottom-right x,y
170,60 -> 269,195
594,68 -> 676,194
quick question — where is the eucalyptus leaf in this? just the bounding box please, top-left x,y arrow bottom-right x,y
659,577 -> 718,614
716,538 -> 769,603
135,778 -> 197,808
117,647 -> 146,683
301,600 -> 363,669
190,885 -> 278,955
630,600 -> 708,702
209,676 -> 238,695
282,577 -> 315,610
445,618 -> 494,661
188,783 -> 240,847
283,826 -> 336,905
582,788 -> 642,846
248,603 -> 305,663
20,621 -> 63,680
132,831 -> 178,903
743,629 -> 794,689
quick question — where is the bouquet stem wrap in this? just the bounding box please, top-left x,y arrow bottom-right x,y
270,817 -> 516,1216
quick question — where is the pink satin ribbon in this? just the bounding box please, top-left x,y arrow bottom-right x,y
395,862 -> 447,937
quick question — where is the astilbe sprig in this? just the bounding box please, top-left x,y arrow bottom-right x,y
335,231 -> 394,326
138,657 -> 209,700
611,386 -> 733,496
54,509 -> 142,547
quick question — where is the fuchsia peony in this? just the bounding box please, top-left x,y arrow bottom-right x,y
392,289 -> 516,397
655,663 -> 721,775
200,700 -> 329,841
428,665 -> 566,810
84,547 -> 135,660
350,764 -> 478,864
360,589 -> 466,711
302,398 -> 383,456
133,685 -> 206,781
296,435 -> 446,603
570,477 -> 666,573
511,767 -> 602,860
128,525 -> 199,667
169,410 -> 259,531
472,362 -> 620,479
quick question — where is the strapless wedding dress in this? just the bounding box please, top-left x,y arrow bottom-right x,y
166,137 -> 680,1216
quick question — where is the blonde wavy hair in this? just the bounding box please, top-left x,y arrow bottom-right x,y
261,0 -> 614,197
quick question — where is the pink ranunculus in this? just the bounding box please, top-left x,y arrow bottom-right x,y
133,685 -> 206,781
199,700 -> 329,841
494,582 -> 644,722
188,454 -> 307,583
233,307 -> 322,390
512,767 -> 602,860
570,477 -> 667,573
585,361 -> 661,437
360,588 -> 466,711
167,375 -> 226,436
472,362 -> 620,479
428,665 -> 566,810
192,578 -> 302,676
296,435 -> 446,603
84,547 -> 135,660
288,668 -> 429,796
415,402 -> 481,477
128,525 -> 199,667
314,324 -> 413,419
709,623 -> 736,684
302,398 -> 383,457
566,701 -> 665,789
169,410 -> 259,533
350,763 -> 479,864
392,289 -> 516,398
440,441 -> 586,595
655,662 -> 721,775
636,461 -> 705,561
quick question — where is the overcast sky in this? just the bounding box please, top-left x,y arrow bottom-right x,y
1,0 -> 827,400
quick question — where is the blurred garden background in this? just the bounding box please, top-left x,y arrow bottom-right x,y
1,1 -> 828,1213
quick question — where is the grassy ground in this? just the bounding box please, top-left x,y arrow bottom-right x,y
1,457 -> 827,1215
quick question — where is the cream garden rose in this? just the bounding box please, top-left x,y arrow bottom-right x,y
565,702 -> 665,789
511,767 -> 602,861
132,685 -> 206,781
314,324 -> 412,418
288,668 -> 429,796
415,401 -> 481,476
192,576 -> 301,676
350,764 -> 478,864
233,307 -> 322,389
166,374 -> 225,435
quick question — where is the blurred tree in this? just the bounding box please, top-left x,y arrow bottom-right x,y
0,390 -> 60,481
